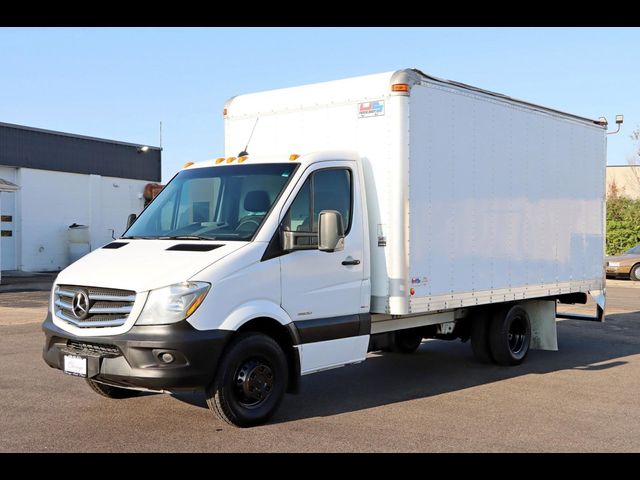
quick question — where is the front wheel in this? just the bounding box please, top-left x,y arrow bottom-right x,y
206,332 -> 288,428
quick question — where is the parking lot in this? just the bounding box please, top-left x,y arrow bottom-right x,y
0,282 -> 639,452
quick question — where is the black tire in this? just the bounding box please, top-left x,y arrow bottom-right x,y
206,332 -> 288,428
470,312 -> 493,363
390,328 -> 423,354
489,305 -> 531,366
630,264 -> 640,282
85,378 -> 141,399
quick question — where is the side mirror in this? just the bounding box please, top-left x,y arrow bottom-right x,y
126,213 -> 137,229
318,210 -> 344,253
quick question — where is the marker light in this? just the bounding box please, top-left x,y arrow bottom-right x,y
289,154 -> 300,161
215,157 -> 225,165
410,288 -> 415,296
183,162 -> 194,168
238,156 -> 249,163
226,157 -> 236,164
223,108 -> 228,117
392,83 -> 410,92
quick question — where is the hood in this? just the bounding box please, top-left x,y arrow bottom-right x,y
55,240 -> 249,292
606,253 -> 640,264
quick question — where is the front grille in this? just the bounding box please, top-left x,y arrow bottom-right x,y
66,340 -> 120,356
54,284 -> 136,328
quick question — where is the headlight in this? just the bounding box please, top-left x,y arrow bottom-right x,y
136,281 -> 211,325
608,262 -> 620,267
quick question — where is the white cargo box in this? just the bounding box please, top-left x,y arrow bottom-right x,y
225,69 -> 606,315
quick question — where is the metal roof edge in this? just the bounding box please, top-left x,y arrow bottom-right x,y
410,68 -> 604,128
0,121 -> 162,150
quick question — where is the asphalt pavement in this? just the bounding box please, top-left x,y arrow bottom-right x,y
0,283 -> 639,452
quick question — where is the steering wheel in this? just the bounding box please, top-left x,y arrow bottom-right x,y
234,218 -> 261,232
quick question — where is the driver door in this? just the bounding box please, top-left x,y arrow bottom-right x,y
279,162 -> 369,374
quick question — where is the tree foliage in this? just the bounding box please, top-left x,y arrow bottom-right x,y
607,182 -> 640,255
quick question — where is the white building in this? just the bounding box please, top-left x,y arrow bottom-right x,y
0,122 -> 161,274
606,165 -> 640,199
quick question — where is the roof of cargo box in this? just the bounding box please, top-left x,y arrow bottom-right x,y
225,68 -> 604,128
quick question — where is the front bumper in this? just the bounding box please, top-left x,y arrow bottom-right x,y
42,313 -> 231,391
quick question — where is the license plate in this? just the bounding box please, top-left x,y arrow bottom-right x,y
64,354 -> 87,377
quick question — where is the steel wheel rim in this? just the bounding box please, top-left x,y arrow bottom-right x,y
234,357 -> 274,408
508,315 -> 527,355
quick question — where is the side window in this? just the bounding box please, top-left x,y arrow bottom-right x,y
312,169 -> 351,233
284,177 -> 311,232
283,167 -> 352,237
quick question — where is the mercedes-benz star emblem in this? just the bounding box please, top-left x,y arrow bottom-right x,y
71,290 -> 91,319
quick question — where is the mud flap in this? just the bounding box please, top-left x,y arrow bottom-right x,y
522,300 -> 558,351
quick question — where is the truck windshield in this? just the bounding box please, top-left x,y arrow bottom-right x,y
124,163 -> 297,241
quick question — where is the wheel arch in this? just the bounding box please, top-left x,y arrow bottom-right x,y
213,302 -> 298,395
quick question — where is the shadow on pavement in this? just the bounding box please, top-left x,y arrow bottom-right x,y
171,310 -> 640,424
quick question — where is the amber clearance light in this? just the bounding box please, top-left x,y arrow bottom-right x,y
391,83 -> 410,92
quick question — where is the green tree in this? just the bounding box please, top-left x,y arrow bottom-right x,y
606,184 -> 640,255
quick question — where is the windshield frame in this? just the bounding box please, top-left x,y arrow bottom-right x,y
122,163 -> 300,242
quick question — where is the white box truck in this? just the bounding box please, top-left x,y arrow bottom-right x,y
43,69 -> 607,427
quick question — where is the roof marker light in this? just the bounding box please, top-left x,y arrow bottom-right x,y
392,83 -> 410,92
238,156 -> 248,163
215,157 -> 225,165
289,154 -> 300,161
183,162 -> 194,168
226,157 -> 236,164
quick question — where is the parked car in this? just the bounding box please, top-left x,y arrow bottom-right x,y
606,245 -> 640,280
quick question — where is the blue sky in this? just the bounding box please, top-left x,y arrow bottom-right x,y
1,27 -> 638,182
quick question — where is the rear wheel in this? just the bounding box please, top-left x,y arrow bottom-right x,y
206,332 -> 288,428
390,328 -> 423,353
86,379 -> 141,399
489,305 -> 531,366
631,264 -> 640,282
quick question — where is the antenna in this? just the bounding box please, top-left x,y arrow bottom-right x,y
238,117 -> 259,157
159,121 -> 163,149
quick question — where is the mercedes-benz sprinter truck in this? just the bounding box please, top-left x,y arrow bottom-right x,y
43,69 -> 607,427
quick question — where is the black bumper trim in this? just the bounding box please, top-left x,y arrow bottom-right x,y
42,313 -> 231,391
293,313 -> 371,344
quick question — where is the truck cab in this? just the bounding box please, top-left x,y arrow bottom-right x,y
43,151 -> 373,427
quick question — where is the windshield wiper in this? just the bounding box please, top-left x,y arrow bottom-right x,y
120,235 -> 155,240
157,235 -> 216,240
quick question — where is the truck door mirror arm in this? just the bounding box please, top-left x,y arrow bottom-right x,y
280,210 -> 345,253
126,213 -> 137,229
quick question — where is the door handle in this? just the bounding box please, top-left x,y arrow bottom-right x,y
341,258 -> 361,266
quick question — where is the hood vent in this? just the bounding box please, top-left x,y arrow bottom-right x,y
166,244 -> 224,252
102,242 -> 129,249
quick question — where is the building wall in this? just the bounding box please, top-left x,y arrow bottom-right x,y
18,168 -> 148,272
606,166 -> 640,199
